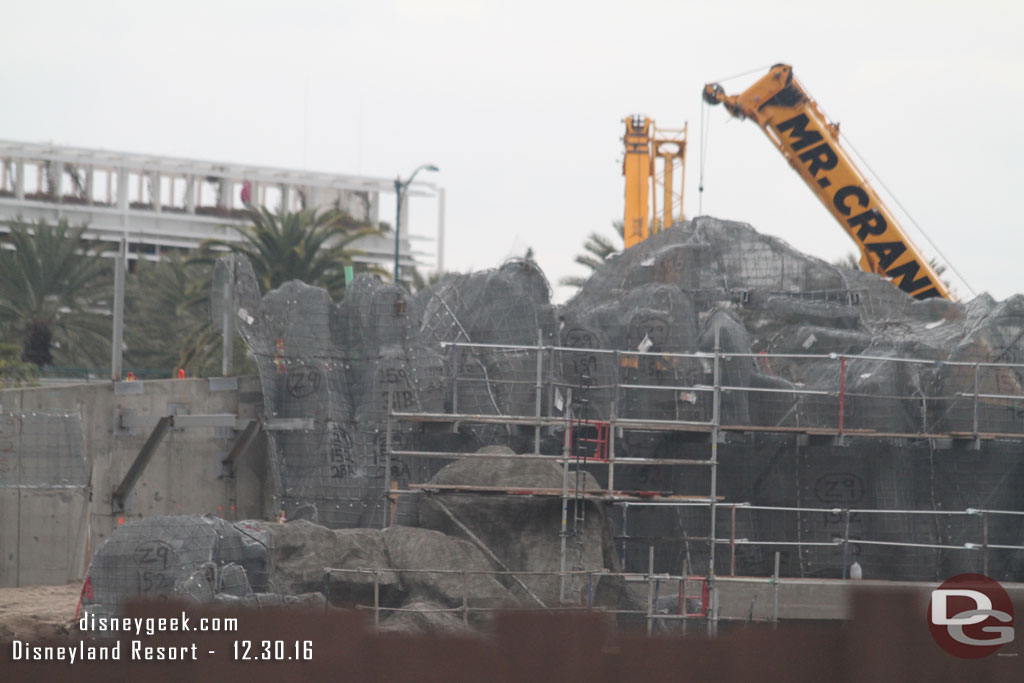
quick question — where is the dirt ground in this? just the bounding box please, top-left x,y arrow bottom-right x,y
0,582 -> 81,642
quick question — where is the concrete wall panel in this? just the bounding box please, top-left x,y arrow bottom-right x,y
0,376 -> 270,588
0,489 -> 20,587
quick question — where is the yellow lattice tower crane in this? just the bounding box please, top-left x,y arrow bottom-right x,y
623,116 -> 688,249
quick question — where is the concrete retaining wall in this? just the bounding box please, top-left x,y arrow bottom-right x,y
0,376 -> 271,587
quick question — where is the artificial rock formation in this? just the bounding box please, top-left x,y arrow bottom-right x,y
83,218 -> 1024,630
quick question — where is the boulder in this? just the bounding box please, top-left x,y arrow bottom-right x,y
250,520 -> 398,605
427,446 -> 600,491
416,456 -> 618,607
382,525 -> 517,611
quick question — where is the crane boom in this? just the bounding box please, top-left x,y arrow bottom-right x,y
703,64 -> 952,301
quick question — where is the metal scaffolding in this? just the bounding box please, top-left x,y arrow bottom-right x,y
384,332 -> 729,628
384,337 -> 1024,631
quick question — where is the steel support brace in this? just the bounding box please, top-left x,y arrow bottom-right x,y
112,415 -> 173,511
222,419 -> 263,473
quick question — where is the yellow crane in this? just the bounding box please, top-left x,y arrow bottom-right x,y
622,116 -> 688,249
703,64 -> 952,301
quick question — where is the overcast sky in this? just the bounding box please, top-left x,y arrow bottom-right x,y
3,0 -> 1021,303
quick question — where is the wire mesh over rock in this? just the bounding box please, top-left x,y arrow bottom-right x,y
563,218 -> 1024,579
417,260 -> 559,447
232,258 -> 558,528
80,516 -> 271,619
225,216 -> 1024,581
562,217 -> 1024,441
234,270 -> 447,528
82,514 -> 536,625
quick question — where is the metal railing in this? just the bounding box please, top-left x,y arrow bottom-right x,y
382,339 -> 1024,631
712,504 -> 1024,578
388,342 -> 1024,510
434,341 -> 1024,439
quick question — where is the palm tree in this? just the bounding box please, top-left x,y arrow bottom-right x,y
0,218 -> 112,367
123,254 -> 252,377
195,206 -> 381,298
409,267 -> 445,293
832,252 -> 862,270
0,342 -> 37,387
559,221 -> 624,288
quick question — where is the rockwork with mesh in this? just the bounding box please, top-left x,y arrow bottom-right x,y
82,217 -> 1024,618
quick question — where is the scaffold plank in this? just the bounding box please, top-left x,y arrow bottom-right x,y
389,449 -> 711,466
391,411 -> 566,427
408,483 -> 721,502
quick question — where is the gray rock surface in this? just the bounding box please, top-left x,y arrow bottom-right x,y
382,525 -> 517,611
417,454 -> 620,607
215,215 -> 1024,586
427,446 -> 600,491
249,520 -> 398,603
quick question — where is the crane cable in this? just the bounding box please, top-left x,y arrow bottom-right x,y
708,63 -> 778,85
698,96 -> 709,216
840,132 -> 977,298
698,64 -> 975,299
699,65 -> 773,217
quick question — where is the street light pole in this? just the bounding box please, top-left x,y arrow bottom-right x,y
394,163 -> 439,284
393,178 -> 403,282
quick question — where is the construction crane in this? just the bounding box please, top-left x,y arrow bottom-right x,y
703,64 -> 952,301
622,116 -> 687,249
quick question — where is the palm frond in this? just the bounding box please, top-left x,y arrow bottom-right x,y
0,217 -> 113,366
561,222 -> 624,291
